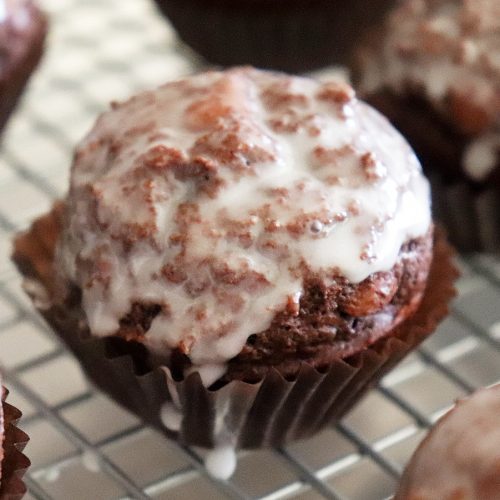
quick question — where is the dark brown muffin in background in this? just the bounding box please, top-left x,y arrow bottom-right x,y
395,384 -> 500,500
152,0 -> 397,72
356,0 -> 500,252
0,0 -> 47,134
13,68 -> 456,471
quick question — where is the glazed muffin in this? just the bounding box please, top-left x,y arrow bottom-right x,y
356,0 -> 500,252
13,68 -> 456,461
152,0 -> 397,72
0,383 -> 30,499
396,384 -> 500,500
0,0 -> 47,134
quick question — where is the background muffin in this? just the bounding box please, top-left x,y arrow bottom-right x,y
152,0 -> 397,72
396,384 -> 500,500
356,0 -> 500,252
0,0 -> 47,134
13,68 -> 456,461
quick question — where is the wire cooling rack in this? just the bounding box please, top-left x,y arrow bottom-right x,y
0,0 -> 499,498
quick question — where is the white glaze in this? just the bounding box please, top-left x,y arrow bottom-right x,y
490,321 -> 500,338
463,133 -> 500,181
0,1 -> 31,29
160,402 -> 182,432
81,450 -> 102,474
185,363 -> 227,387
10,4 -> 29,31
0,1 -> 6,23
58,68 -> 431,374
161,366 -> 239,479
43,467 -> 61,483
205,375 -> 239,479
161,369 -> 183,432
204,444 -> 237,481
22,277 -> 51,310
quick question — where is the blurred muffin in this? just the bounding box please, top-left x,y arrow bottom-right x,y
356,0 -> 500,252
0,383 -> 30,499
396,384 -> 500,500
152,0 -> 397,72
13,68 -> 456,462
0,0 -> 47,134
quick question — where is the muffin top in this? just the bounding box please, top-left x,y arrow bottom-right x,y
57,67 -> 430,373
396,384 -> 500,500
360,0 -> 500,181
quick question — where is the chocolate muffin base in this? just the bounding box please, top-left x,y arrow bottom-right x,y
0,3 -> 47,134
0,388 -> 30,499
13,208 -> 457,449
153,0 -> 396,72
365,90 -> 500,253
126,230 -> 432,386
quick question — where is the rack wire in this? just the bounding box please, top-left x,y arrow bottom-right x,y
0,0 -> 499,498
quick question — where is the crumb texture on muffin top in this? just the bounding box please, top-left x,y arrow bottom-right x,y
359,0 -> 500,181
396,384 -> 500,500
57,68 -> 431,376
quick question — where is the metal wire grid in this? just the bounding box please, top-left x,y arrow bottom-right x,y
0,0 -> 499,498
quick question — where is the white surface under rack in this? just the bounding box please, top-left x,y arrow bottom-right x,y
0,0 -> 499,499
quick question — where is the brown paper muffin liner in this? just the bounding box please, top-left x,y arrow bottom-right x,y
1,387 -> 30,499
428,172 -> 500,254
152,0 -> 396,72
13,207 -> 457,449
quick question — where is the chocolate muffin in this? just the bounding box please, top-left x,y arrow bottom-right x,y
0,0 -> 47,134
0,384 -> 30,499
152,0 -> 397,72
356,0 -> 500,252
13,68 -> 456,469
396,384 -> 500,500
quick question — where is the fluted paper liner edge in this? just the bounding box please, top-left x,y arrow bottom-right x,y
1,387 -> 30,499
